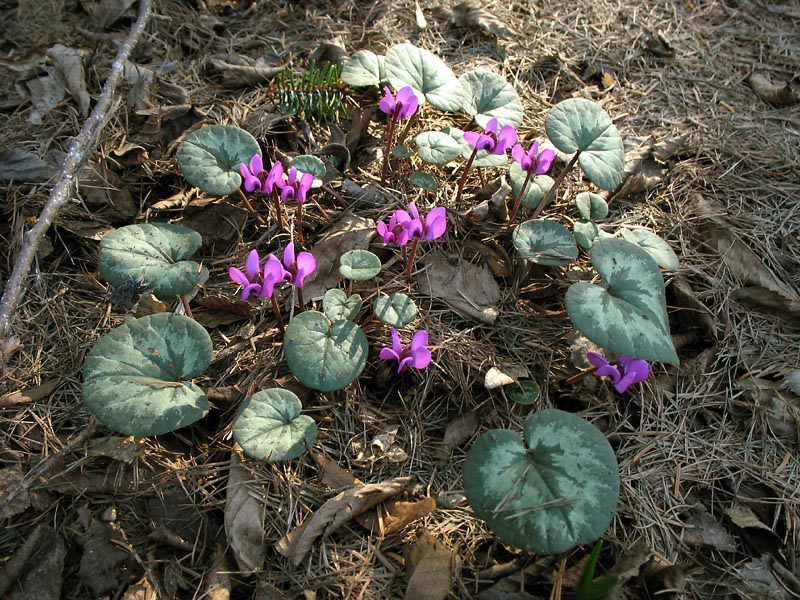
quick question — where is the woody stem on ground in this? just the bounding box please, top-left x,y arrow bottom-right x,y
380,116 -> 398,186
530,152 -> 581,220
179,295 -> 194,319
295,203 -> 305,245
508,169 -> 534,224
563,366 -> 598,386
272,193 -> 286,231
454,146 -> 479,207
236,188 -> 267,226
405,237 -> 420,281
0,0 -> 152,344
270,296 -> 285,335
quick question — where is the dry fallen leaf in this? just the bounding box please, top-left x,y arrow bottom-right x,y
0,149 -> 59,184
357,496 -> 437,535
275,476 -> 412,565
739,377 -> 799,443
615,134 -> 687,199
82,0 -> 137,29
0,466 -> 31,519
748,72 -> 798,106
0,379 -> 60,408
225,450 -> 268,572
122,578 -> 158,600
78,161 -> 138,223
451,2 -> 514,37
47,44 -> 90,117
86,436 -> 145,463
79,518 -> 131,596
417,252 -> 501,323
311,451 -> 363,490
442,410 -> 479,454
682,505 -> 737,552
206,54 -> 284,88
404,530 -> 454,600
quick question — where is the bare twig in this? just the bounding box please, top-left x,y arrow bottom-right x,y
0,0 -> 152,343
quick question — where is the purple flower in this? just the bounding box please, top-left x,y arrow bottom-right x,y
379,328 -> 432,373
228,249 -> 288,300
274,166 -> 314,204
511,141 -> 555,175
378,86 -> 419,120
397,202 -> 447,241
376,212 -> 413,246
463,118 -> 517,155
281,242 -> 316,289
239,154 -> 266,192
587,352 -> 650,394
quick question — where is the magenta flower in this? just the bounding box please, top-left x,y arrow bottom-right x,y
587,352 -> 650,394
378,86 -> 419,120
380,328 -> 432,373
376,212 -> 413,246
512,141 -> 555,175
396,202 -> 447,241
281,242 -> 316,289
228,249 -> 288,300
274,165 -> 314,204
463,118 -> 517,155
239,154 -> 266,192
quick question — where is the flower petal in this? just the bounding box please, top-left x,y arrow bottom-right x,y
228,266 -> 250,286
587,352 -> 609,368
379,347 -> 401,362
485,117 -> 499,134
495,124 -> 517,154
535,148 -> 556,174
423,206 -> 447,240
293,252 -> 316,288
463,131 -> 480,148
389,327 -> 403,354
283,242 -> 296,270
249,154 -> 263,174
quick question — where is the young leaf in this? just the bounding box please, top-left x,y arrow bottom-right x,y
509,162 -> 554,209
323,289 -> 363,321
513,219 -> 579,266
233,389 -> 317,462
284,311 -> 369,391
545,99 -> 625,191
576,191 -> 609,221
409,171 -> 437,191
460,70 -> 523,128
508,380 -> 540,405
372,292 -> 418,327
339,249 -> 382,281
619,228 -> 679,271
392,145 -> 413,159
289,155 -> 326,188
565,238 -> 679,364
341,50 -> 384,86
82,313 -> 212,436
463,409 -> 620,554
576,541 -> 621,600
415,131 -> 462,164
98,223 -> 202,300
176,125 -> 261,196
384,43 -> 464,112
574,219 -> 600,249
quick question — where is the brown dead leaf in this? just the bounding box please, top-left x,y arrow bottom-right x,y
404,530 -> 453,600
739,377 -> 799,443
417,252 -> 501,323
0,525 -> 66,599
451,2 -> 514,37
466,238 -> 512,277
194,294 -> 254,328
615,134 -> 687,199
181,202 -> 249,249
607,538 -> 654,580
206,54 -> 284,88
668,276 -> 717,339
311,451 -> 363,490
86,436 -> 145,463
78,161 -> 138,223
47,44 -> 90,117
357,496 -> 437,535
0,379 -> 60,408
643,30 -> 676,58
225,451 -> 267,573
731,286 -> 800,321
302,213 -> 376,300
736,554 -> 797,599
725,503 -> 783,554
0,149 -> 59,184
442,410 -> 479,454
644,563 -> 685,600
275,476 -> 412,565
683,505 -> 736,552
81,0 -> 136,29
79,518 -> 132,596
748,72 -> 798,106
111,141 -> 149,167
0,466 -> 31,519
123,578 -> 158,600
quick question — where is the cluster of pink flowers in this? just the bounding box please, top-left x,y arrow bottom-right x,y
380,328 -> 431,373
239,157 -> 313,205
587,352 -> 650,394
376,202 -> 447,246
228,243 -> 316,300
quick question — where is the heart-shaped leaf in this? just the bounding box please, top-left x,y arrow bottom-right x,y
284,311 -> 369,391
339,249 -> 381,281
415,131 -> 462,164
508,380 -> 540,405
513,219 -> 579,266
409,171 -> 437,191
392,145 -> 413,159
340,50 -> 384,86
233,388 -> 317,462
565,238 -> 678,364
82,313 -> 212,436
444,127 -> 508,167
463,409 -> 620,554
323,289 -> 363,321
98,223 -> 202,300
545,99 -> 625,191
575,192 -> 609,221
509,162 -> 555,210
372,292 -> 418,327
384,43 -> 464,112
460,70 -> 523,128
176,125 -> 261,196
619,229 -> 679,271
574,219 -> 600,249
289,155 -> 325,188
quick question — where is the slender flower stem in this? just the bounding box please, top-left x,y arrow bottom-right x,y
396,111 -> 419,147
297,287 -> 305,312
180,294 -> 194,319
564,365 -> 598,385
272,193 -> 286,231
508,169 -> 534,224
405,237 -> 420,281
381,117 -> 398,186
530,152 -> 581,220
270,295 -> 285,336
454,146 -> 479,207
236,188 -> 267,226
296,203 -> 305,246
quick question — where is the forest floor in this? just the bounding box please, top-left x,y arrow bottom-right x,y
1,0 -> 799,598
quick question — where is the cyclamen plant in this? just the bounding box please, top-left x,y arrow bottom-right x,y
376,201 -> 447,279
380,328 -> 432,373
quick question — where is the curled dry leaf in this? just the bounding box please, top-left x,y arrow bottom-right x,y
0,466 -> 31,519
357,496 -> 437,535
224,450 -> 267,573
0,379 -> 60,408
748,72 -> 798,106
404,530 -> 454,600
442,410 -> 479,454
86,436 -> 145,463
275,476 -> 413,565
78,161 -> 138,223
46,44 -> 90,117
206,54 -> 284,88
615,133 -> 687,199
82,0 -> 137,29
417,252 -> 501,323
311,451 -> 363,489
451,2 -> 514,37
0,149 -> 59,184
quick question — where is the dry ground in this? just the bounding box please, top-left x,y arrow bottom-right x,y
1,0 -> 799,598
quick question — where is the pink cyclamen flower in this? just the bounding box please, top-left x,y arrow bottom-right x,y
587,352 -> 650,394
511,141 -> 556,175
378,86 -> 419,120
376,212 -> 413,246
396,202 -> 447,241
463,117 -> 517,155
380,328 -> 432,373
228,249 -> 289,300
281,242 -> 316,289
239,154 -> 266,192
274,166 -> 314,204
